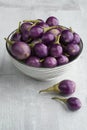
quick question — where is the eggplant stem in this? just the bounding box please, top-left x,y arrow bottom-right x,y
23,19 -> 40,23
40,59 -> 44,62
55,34 -> 61,44
64,53 -> 70,57
17,21 -> 21,33
39,83 -> 60,93
29,43 -> 34,48
44,26 -> 58,33
69,27 -> 74,33
58,25 -> 67,30
30,39 -> 42,45
26,38 -> 32,43
44,25 -> 67,33
52,97 -> 67,103
4,38 -> 13,45
28,22 -> 38,31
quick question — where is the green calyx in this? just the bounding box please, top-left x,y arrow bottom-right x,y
69,27 -> 74,33
39,83 -> 60,93
23,19 -> 40,23
26,38 -> 32,43
58,25 -> 67,30
44,26 -> 58,33
29,43 -> 35,48
52,97 -> 67,103
28,22 -> 38,31
4,38 -> 13,45
29,39 -> 42,48
55,34 -> 61,44
39,59 -> 44,62
16,21 -> 21,33
64,53 -> 70,57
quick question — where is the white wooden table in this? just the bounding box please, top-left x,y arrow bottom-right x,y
0,0 -> 87,130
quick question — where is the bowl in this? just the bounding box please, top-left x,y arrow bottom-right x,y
6,30 -> 83,81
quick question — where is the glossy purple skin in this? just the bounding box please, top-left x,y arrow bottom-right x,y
21,31 -> 30,42
57,55 -> 69,65
48,29 -> 60,36
67,97 -> 82,111
42,32 -> 55,44
72,33 -> 80,44
20,22 -> 32,41
29,26 -> 43,38
61,30 -> 74,43
43,57 -> 57,68
20,22 -> 32,33
59,80 -> 76,95
37,22 -> 49,28
10,42 -> 31,60
34,43 -> 48,58
46,16 -> 59,26
26,56 -> 41,67
67,43 -> 80,56
50,44 -> 63,58
11,32 -> 21,41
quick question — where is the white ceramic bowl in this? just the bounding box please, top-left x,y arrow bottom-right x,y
6,31 -> 83,81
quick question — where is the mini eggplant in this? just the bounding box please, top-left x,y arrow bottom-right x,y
26,56 -> 41,67
57,55 -> 69,65
5,38 -> 31,60
39,80 -> 76,95
10,42 -> 31,60
34,43 -> 48,58
66,43 -> 80,56
43,57 -> 57,68
46,16 -> 59,26
42,32 -> 55,44
72,33 -> 80,44
50,44 -> 63,58
52,97 -> 82,111
11,32 -> 21,42
20,22 -> 32,33
61,29 -> 74,43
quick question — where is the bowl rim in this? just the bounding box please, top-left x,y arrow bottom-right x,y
5,28 -> 83,70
